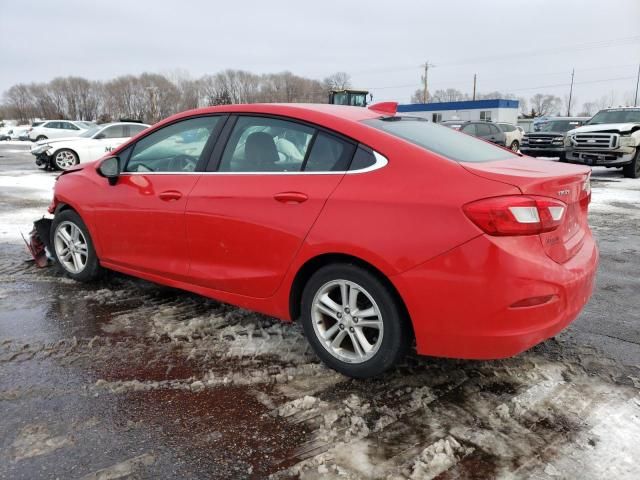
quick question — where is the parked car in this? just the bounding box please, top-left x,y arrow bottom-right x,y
440,120 -> 507,146
496,122 -> 524,151
31,122 -> 150,170
28,120 -> 93,141
521,118 -> 589,160
36,103 -> 597,378
21,121 -> 47,141
565,107 -> 640,178
9,126 -> 30,140
0,127 -> 12,141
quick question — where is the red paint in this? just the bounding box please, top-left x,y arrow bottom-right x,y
50,103 -> 598,360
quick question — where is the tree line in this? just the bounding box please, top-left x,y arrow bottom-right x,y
1,71 -> 352,125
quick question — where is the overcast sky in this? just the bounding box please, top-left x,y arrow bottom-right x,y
2,0 -> 639,108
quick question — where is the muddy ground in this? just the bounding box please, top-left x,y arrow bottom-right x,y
0,142 -> 639,479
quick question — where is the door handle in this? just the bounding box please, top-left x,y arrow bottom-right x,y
158,190 -> 183,201
274,192 -> 308,204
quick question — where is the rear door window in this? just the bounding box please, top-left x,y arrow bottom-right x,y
476,123 -> 491,137
304,133 -> 355,172
61,122 -> 79,130
218,116 -> 315,172
461,124 -> 476,135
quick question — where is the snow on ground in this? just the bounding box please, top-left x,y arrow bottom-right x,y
0,168 -> 55,242
0,140 -> 33,146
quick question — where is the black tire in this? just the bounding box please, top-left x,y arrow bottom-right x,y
36,135 -> 47,141
50,209 -> 102,282
510,140 -> 519,152
300,263 -> 411,378
52,148 -> 79,170
558,152 -> 567,163
622,150 -> 640,179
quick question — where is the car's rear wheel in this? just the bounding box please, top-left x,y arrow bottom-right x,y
622,150 -> 640,179
510,140 -> 519,152
51,210 -> 102,282
300,264 -> 410,378
36,135 -> 47,141
53,149 -> 79,170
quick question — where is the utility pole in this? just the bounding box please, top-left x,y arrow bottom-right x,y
567,68 -> 575,116
635,63 -> 639,106
472,74 -> 477,101
422,61 -> 433,103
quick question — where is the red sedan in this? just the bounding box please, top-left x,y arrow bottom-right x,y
43,103 -> 598,378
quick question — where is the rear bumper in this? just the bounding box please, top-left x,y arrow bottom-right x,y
391,232 -> 598,359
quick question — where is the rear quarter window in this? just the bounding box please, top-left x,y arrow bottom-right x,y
363,117 -> 517,163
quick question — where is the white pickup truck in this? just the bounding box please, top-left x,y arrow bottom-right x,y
564,107 -> 640,178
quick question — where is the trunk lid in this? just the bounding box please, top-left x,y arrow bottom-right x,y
462,157 -> 591,264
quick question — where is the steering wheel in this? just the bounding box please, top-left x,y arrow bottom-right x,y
168,155 -> 198,172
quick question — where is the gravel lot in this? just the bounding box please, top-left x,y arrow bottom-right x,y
1,141 -> 639,479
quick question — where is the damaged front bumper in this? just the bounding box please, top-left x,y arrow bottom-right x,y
24,218 -> 53,268
33,152 -> 54,168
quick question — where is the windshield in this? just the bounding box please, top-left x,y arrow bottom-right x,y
537,120 -> 583,133
363,117 -> 517,163
587,109 -> 640,125
80,125 -> 102,138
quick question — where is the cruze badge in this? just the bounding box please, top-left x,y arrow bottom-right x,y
557,189 -> 570,196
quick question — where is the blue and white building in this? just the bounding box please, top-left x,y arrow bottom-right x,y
397,99 -> 519,124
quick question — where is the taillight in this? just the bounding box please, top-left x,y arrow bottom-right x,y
580,172 -> 591,211
463,195 -> 566,236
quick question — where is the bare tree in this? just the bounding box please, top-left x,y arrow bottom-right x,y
410,88 -> 428,103
578,102 -> 598,116
430,88 -> 468,103
3,84 -> 34,123
323,72 -> 351,91
517,96 -> 528,116
529,93 -> 562,116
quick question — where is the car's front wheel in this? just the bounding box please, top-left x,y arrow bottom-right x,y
36,135 -> 47,141
622,149 -> 640,179
53,149 -> 79,170
51,210 -> 102,282
510,140 -> 519,152
300,264 -> 410,378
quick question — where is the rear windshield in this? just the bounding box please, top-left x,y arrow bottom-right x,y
363,117 -> 517,163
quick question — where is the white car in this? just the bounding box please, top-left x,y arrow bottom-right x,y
496,122 -> 524,152
9,126 -> 30,140
31,122 -> 150,170
28,120 -> 95,141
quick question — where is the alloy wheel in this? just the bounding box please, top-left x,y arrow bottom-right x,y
55,150 -> 77,170
54,221 -> 88,274
311,279 -> 384,364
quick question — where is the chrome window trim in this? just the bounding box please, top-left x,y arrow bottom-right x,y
118,151 -> 388,176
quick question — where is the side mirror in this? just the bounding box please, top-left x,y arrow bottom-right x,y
97,156 -> 120,185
